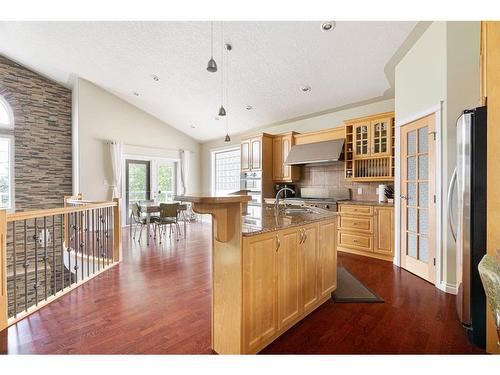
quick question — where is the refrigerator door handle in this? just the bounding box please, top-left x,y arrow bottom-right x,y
447,167 -> 457,242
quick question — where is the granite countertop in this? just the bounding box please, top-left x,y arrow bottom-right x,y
338,200 -> 395,207
242,206 -> 338,237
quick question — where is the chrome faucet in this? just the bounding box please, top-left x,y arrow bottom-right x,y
275,187 -> 295,213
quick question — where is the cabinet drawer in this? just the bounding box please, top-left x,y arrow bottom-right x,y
339,204 -> 373,216
339,216 -> 373,232
338,231 -> 373,252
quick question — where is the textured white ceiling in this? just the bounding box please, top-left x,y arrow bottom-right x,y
0,21 -> 415,141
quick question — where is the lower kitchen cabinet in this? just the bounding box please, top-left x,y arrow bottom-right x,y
337,203 -> 394,261
242,218 -> 336,353
243,232 -> 278,352
277,228 -> 301,329
318,220 -> 337,298
374,207 -> 394,256
300,223 -> 319,312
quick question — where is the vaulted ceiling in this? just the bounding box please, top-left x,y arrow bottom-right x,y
0,21 -> 416,141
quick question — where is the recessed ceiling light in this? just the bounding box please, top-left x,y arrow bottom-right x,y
301,85 -> 312,93
321,21 -> 336,32
133,91 -> 139,96
152,74 -> 160,82
246,105 -> 253,111
190,124 -> 196,129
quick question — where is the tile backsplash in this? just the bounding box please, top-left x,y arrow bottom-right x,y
295,163 -> 392,201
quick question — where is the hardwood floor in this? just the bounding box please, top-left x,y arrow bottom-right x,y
0,222 -> 483,354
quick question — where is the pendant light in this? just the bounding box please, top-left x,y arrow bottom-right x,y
218,22 -> 227,116
223,38 -> 231,142
206,22 -> 217,73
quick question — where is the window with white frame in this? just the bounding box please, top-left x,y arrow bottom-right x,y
212,148 -> 240,195
0,95 -> 14,210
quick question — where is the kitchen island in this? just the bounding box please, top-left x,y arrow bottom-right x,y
175,195 -> 338,354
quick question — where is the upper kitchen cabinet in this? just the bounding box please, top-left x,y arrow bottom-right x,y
272,132 -> 300,182
241,133 -> 273,172
352,121 -> 370,157
344,111 -> 395,181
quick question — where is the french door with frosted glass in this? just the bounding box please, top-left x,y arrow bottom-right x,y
400,114 -> 436,283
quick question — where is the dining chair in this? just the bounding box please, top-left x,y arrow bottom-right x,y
157,203 -> 181,243
130,202 -> 159,243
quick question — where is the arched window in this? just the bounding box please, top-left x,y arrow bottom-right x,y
0,95 -> 14,209
0,95 -> 14,129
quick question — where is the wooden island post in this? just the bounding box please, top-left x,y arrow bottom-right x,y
175,195 -> 251,354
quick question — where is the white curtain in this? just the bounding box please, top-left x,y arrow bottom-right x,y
109,141 -> 123,199
179,149 -> 190,195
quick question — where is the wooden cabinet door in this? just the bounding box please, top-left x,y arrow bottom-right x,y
374,207 -> 394,256
300,223 -> 319,312
353,122 -> 370,158
318,220 -> 337,299
281,135 -> 292,181
277,228 -> 301,329
272,136 -> 283,181
370,117 -> 391,157
243,232 -> 278,352
241,140 -> 251,172
250,137 -> 262,171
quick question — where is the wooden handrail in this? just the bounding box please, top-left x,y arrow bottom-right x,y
6,201 -> 118,223
0,194 -> 122,331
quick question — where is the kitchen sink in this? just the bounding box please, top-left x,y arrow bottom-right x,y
283,207 -> 314,215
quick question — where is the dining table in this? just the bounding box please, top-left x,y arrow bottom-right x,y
137,201 -> 188,245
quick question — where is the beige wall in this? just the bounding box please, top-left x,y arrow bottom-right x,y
395,21 -> 480,288
200,98 -> 395,193
75,78 -> 201,201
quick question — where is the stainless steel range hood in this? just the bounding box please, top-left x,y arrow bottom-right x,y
285,139 -> 344,165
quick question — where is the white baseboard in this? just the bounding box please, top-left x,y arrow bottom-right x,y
438,281 -> 458,295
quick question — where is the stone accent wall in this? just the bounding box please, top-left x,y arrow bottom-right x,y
296,163 -> 393,201
0,54 -> 72,211
0,55 -> 73,317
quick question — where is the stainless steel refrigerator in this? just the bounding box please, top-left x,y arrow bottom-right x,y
447,106 -> 487,348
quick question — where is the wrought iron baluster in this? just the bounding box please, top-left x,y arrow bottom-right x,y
34,218 -> 38,305
52,215 -> 56,295
100,208 -> 104,269
68,213 -> 72,286
74,212 -> 79,284
24,220 -> 27,312
86,210 -> 90,278
92,209 -> 96,273
109,207 -> 115,263
13,221 -> 17,318
77,212 -> 85,281
61,214 -> 64,290
106,207 -> 110,266
43,216 -> 48,300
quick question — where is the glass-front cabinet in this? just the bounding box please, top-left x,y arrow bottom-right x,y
344,112 -> 395,181
371,117 -> 391,156
353,122 -> 370,157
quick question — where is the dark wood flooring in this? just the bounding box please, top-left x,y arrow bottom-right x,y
0,222 -> 483,354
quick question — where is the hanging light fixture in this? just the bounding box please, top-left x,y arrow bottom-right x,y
206,21 -> 217,73
223,35 -> 231,142
218,22 -> 227,117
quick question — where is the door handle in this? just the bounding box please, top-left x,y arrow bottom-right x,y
400,195 -> 409,201
299,229 -> 304,244
447,167 -> 457,242
275,236 -> 281,252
